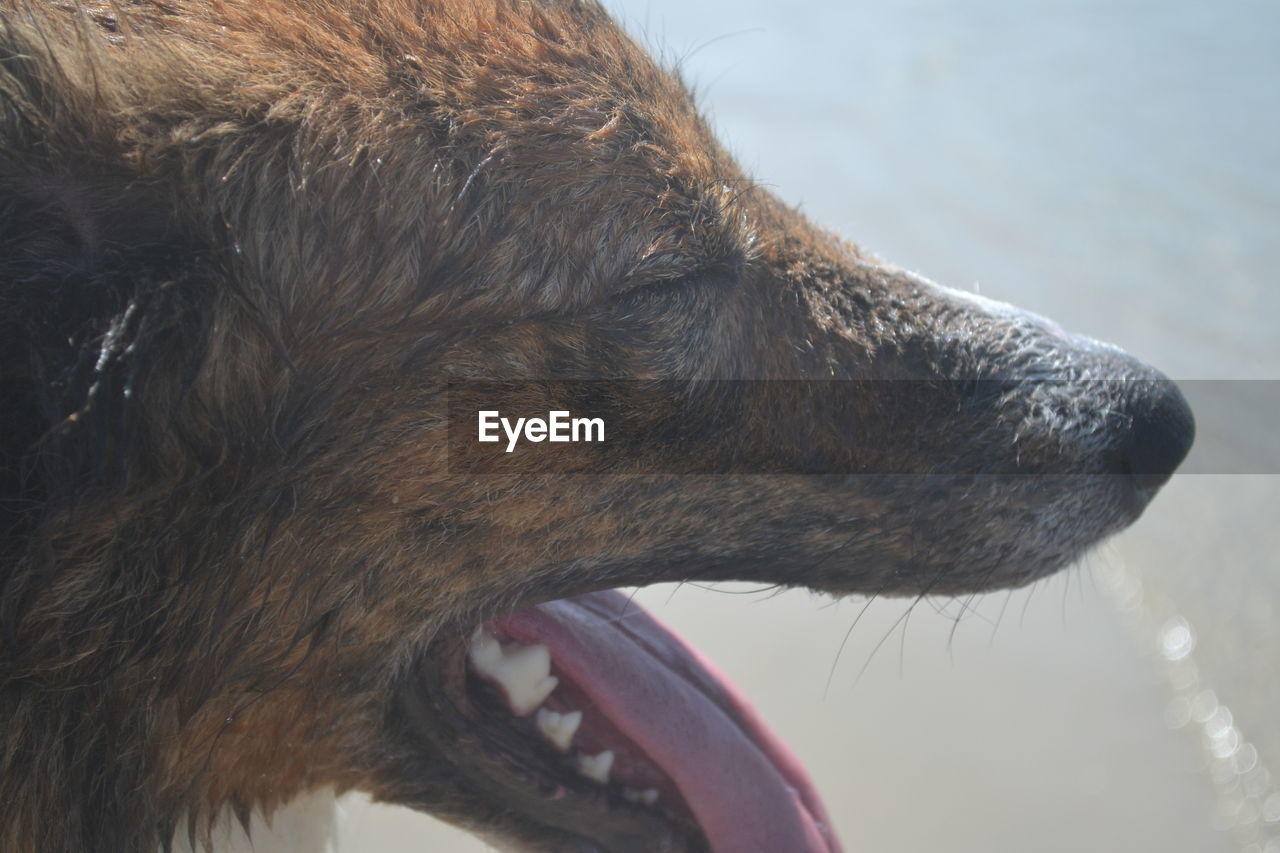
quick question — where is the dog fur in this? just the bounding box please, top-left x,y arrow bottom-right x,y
0,1 -> 1192,850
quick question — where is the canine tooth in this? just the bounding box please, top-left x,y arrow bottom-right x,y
535,708 -> 582,752
468,628 -> 502,668
467,631 -> 558,715
576,750 -> 614,784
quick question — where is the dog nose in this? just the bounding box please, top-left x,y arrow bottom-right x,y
1111,377 -> 1195,498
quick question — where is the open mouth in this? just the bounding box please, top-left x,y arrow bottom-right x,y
401,590 -> 843,852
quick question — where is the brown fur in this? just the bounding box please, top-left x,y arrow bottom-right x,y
0,1 -> 1191,851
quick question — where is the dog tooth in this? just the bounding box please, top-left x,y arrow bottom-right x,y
576,750 -> 614,784
467,633 -> 558,715
506,672 -> 558,717
535,708 -> 582,752
534,708 -> 562,747
559,710 -> 583,743
468,628 -> 502,670
502,643 -> 558,715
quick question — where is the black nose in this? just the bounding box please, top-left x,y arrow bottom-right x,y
1114,378 -> 1196,497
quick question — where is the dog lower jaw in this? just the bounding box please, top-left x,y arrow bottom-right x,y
397,625 -> 705,852
395,590 -> 842,853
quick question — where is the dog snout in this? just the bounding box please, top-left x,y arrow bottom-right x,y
994,332 -> 1196,509
993,331 -> 1196,502
889,279 -> 1196,496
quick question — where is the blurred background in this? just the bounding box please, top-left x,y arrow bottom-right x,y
339,1 -> 1280,850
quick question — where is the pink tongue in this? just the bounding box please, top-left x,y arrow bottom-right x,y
497,590 -> 841,853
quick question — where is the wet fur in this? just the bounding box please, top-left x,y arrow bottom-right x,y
1,1 -> 1169,851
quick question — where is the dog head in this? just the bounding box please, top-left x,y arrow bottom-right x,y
0,1 -> 1192,851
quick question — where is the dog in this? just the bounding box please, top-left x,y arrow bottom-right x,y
0,1 -> 1194,851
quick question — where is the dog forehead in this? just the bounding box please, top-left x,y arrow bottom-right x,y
392,1 -> 751,302
190,0 -> 752,313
